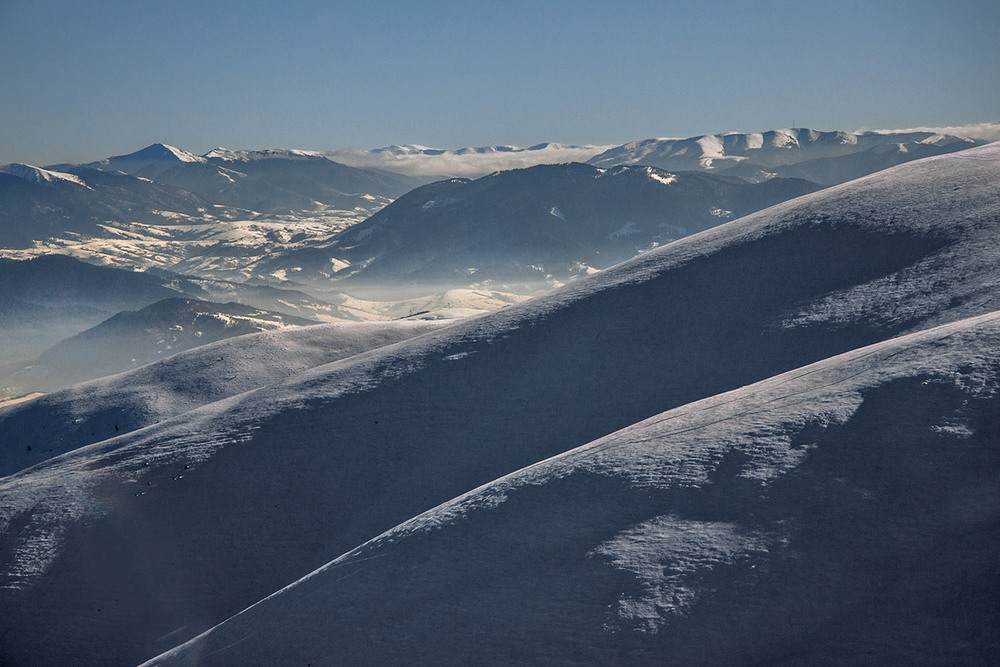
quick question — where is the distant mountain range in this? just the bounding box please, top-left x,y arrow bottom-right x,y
587,128 -> 979,184
0,128 -> 983,291
87,143 -> 424,213
254,162 -> 821,289
323,142 -> 614,178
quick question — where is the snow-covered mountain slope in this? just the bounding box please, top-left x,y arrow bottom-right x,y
3,297 -> 316,394
1,144 -> 997,666
254,162 -> 820,289
147,310 -> 1000,666
0,162 -> 88,186
324,142 -> 613,178
3,203 -> 378,285
588,128 -> 981,185
0,163 -> 220,249
90,143 -> 422,213
0,320 -> 451,478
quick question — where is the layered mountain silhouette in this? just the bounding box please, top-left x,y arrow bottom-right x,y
6,297 -> 316,393
90,143 -> 424,213
1,143 -> 997,665
0,255 -> 185,365
254,162 -> 820,289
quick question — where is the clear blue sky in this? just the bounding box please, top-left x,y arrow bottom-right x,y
2,0 -> 998,165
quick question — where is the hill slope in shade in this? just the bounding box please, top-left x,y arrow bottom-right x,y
0,255 -> 185,365
147,311 -> 1000,666
0,319 -> 451,477
0,254 -> 363,379
255,162 -> 820,289
0,144 -> 998,665
6,298 -> 316,394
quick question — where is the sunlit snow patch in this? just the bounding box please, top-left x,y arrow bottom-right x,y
591,515 -> 767,632
645,167 -> 677,185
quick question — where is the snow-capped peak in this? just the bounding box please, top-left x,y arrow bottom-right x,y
115,143 -> 206,163
0,162 -> 87,186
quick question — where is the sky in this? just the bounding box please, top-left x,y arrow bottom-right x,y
1,0 -> 998,166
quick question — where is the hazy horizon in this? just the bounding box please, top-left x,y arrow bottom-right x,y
2,0 -> 998,166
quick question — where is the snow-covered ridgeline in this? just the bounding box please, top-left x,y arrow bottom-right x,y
0,319 -> 452,477
145,309 -> 1000,665
0,162 -> 88,186
587,127 -> 981,171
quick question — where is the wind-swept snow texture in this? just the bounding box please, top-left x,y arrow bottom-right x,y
1,144 -> 999,666
0,320 -> 449,477
147,311 -> 1000,666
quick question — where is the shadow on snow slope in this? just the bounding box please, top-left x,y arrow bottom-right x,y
0,320 -> 451,477
1,143 -> 998,666
147,311 -> 1000,666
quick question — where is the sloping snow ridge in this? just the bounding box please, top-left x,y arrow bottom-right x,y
0,319 -> 451,477
145,310 -> 1000,666
0,162 -> 88,186
1,144 -> 999,665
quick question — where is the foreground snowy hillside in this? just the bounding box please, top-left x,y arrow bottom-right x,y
148,310 -> 1000,665
0,144 -> 997,665
0,320 -> 451,477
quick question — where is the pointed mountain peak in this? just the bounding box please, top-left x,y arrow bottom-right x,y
115,143 -> 205,163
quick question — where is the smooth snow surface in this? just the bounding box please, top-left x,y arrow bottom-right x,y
0,320 -> 450,477
0,162 -> 88,186
146,311 -> 1000,665
1,144 -> 999,666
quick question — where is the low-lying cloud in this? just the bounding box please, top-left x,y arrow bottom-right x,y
323,145 -> 613,178
864,122 -> 1000,142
